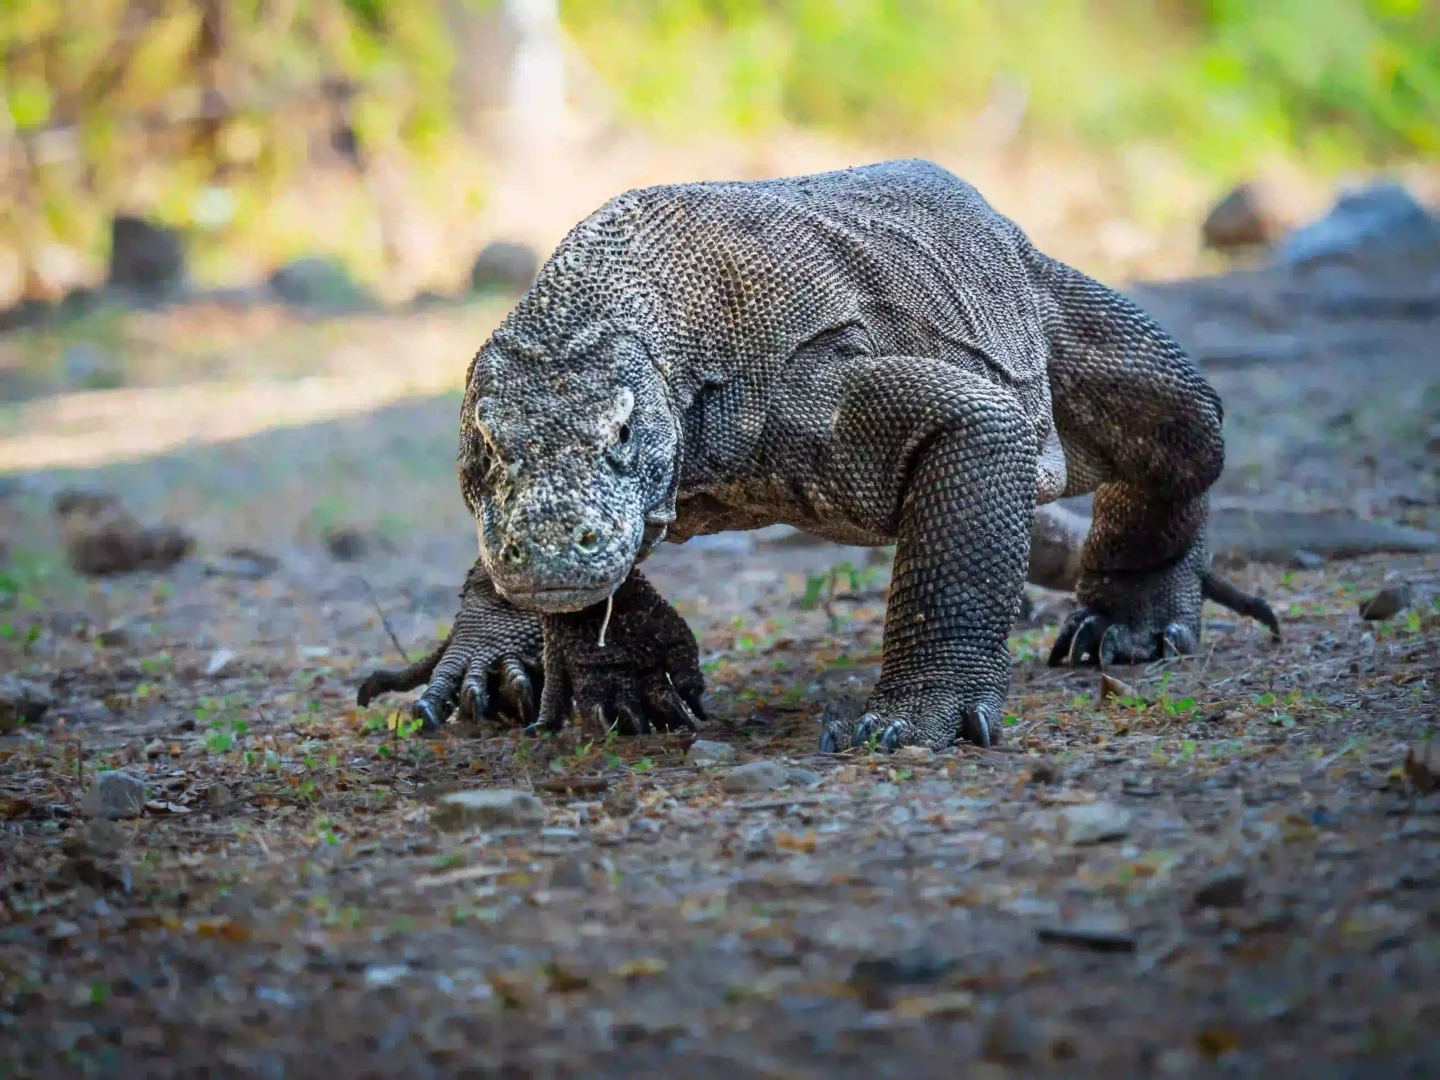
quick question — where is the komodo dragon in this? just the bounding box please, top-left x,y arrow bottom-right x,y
356,159 -> 1279,752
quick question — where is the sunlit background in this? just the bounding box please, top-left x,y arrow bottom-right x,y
1,0 -> 1436,311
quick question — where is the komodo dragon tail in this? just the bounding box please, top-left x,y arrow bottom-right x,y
355,631 -> 451,708
1199,571 -> 1282,642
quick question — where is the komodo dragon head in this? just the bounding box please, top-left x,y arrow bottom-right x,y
457,321 -> 680,613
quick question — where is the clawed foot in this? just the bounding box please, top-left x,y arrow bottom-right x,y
1048,607 -> 1198,667
819,685 -> 1003,753
531,572 -> 708,738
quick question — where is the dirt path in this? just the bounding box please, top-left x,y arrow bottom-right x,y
1,264 -> 1437,1078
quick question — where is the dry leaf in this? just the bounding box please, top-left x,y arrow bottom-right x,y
774,829 -> 817,854
144,800 -> 191,814
1099,674 -> 1137,702
612,957 -> 667,979
893,990 -> 976,1021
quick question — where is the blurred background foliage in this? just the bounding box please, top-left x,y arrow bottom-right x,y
0,0 -> 1436,303
563,0 -> 1440,171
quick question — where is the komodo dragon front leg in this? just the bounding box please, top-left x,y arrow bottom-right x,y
806,357 -> 1037,753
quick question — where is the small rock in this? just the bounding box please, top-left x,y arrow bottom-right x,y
786,767 -> 822,788
204,547 -> 279,580
1099,673 -> 1137,702
205,648 -> 238,678
1202,183 -> 1280,251
686,740 -> 737,767
364,964 -> 410,990
721,759 -> 788,794
322,526 -> 370,561
1027,758 -> 1061,785
981,1010 -> 1041,1065
0,676 -> 54,733
1359,585 -> 1411,621
267,257 -> 371,311
433,788 -> 547,831
1286,549 -> 1325,570
1194,868 -> 1248,909
94,623 -> 132,648
54,490 -> 192,577
207,783 -> 233,809
1057,802 -> 1131,846
469,241 -> 540,294
893,745 -> 934,762
83,770 -> 147,820
143,739 -> 166,759
108,216 -> 185,297
1037,914 -> 1137,953
1276,181 -> 1440,269
550,857 -> 589,889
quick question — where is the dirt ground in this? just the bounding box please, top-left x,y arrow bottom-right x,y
1,251 -> 1438,1079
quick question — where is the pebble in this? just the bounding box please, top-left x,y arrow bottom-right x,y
686,740 -> 736,767
1201,183 -> 1280,251
1056,802 -> 1131,846
94,624 -> 133,648
1287,549 -> 1325,570
143,739 -> 167,759
1194,869 -> 1248,909
1037,914 -> 1137,953
981,1010 -> 1041,1064
786,767 -> 822,788
432,788 -> 547,831
0,676 -> 53,733
1359,585 -> 1411,621
721,760 -> 788,794
205,648 -> 238,678
83,770 -> 147,819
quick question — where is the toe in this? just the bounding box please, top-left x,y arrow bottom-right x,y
1161,621 -> 1198,657
616,701 -> 651,737
851,712 -> 884,750
412,693 -> 447,731
879,720 -> 914,752
959,704 -> 993,747
819,722 -> 846,754
498,659 -> 537,724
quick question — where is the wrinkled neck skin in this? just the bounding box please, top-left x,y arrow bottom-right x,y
457,312 -> 686,615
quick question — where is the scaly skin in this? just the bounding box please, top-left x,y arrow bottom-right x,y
355,159 -> 1279,750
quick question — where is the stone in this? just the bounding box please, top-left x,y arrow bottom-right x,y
83,771 -> 147,819
1036,914 -> 1137,953
1194,869 -> 1248,909
686,740 -> 736,767
1202,183 -> 1280,251
1275,181 -> 1440,269
1287,549 -> 1325,570
204,547 -> 279,580
322,526 -> 370,561
432,788 -> 547,831
0,676 -> 53,733
1359,585 -> 1411,621
143,739 -> 166,759
94,623 -> 133,648
205,648 -> 238,678
786,767 -> 823,788
469,241 -> 540,294
267,258 -> 371,311
981,1010 -> 1041,1065
1056,802 -> 1131,846
107,216 -> 185,297
720,759 -> 788,794
53,490 -> 192,577
1402,742 -> 1438,796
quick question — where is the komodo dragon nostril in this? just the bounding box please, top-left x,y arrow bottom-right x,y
502,541 -> 525,567
574,525 -> 602,554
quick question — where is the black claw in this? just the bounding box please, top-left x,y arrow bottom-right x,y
412,695 -> 445,732
498,665 -> 536,724
459,676 -> 487,724
661,689 -> 699,732
961,705 -> 992,748
852,713 -> 882,750
819,723 -> 844,754
617,702 -> 651,737
1097,622 -> 1121,669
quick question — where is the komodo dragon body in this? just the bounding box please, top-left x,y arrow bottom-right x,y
357,159 -> 1278,752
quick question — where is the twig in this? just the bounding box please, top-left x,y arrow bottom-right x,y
358,575 -> 408,663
